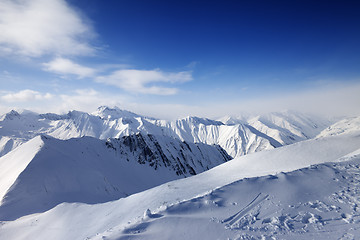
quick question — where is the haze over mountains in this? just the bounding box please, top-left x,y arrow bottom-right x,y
0,106 -> 359,239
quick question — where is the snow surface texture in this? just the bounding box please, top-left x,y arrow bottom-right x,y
111,155 -> 360,240
0,133 -> 230,220
1,131 -> 360,240
0,107 -> 331,158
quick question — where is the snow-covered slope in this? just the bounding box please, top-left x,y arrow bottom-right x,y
0,133 -> 230,220
154,116 -> 282,157
0,107 -> 332,158
109,152 -> 360,240
0,136 -> 23,157
1,132 -> 360,240
0,136 -> 44,204
243,111 -> 332,145
316,116 -> 360,138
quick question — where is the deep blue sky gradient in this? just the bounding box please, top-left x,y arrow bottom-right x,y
1,0 -> 360,117
72,0 -> 360,76
67,0 -> 360,101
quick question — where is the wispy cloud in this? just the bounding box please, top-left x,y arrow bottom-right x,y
0,89 -> 127,115
42,59 -> 192,94
0,0 -> 193,97
1,89 -> 53,102
1,81 -> 360,119
57,89 -> 127,113
0,0 -> 95,57
96,69 -> 193,95
43,57 -> 96,78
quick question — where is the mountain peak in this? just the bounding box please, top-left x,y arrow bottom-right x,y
96,106 -> 118,112
93,106 -> 141,120
3,110 -> 20,121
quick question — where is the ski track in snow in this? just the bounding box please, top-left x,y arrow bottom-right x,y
223,192 -> 269,227
102,156 -> 360,240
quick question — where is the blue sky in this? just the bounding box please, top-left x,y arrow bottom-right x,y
0,0 -> 360,119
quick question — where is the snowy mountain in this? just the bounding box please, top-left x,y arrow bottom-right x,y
1,130 -> 360,240
0,107 -> 157,157
0,133 -> 230,220
153,116 -> 282,157
0,107 -> 332,158
222,110 -> 332,145
316,116 -> 360,138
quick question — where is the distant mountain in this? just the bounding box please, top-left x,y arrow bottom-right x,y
316,116 -> 360,138
153,116 -> 282,157
219,110 -> 332,145
0,133 -> 230,220
0,107 -> 332,158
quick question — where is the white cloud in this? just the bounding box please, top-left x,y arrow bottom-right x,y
96,69 -> 193,95
43,57 -> 96,78
1,89 -> 53,102
0,89 -> 127,115
0,0 -> 94,57
56,89 -> 127,113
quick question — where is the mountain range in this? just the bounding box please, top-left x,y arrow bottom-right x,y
0,106 -> 332,158
0,106 -> 359,239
